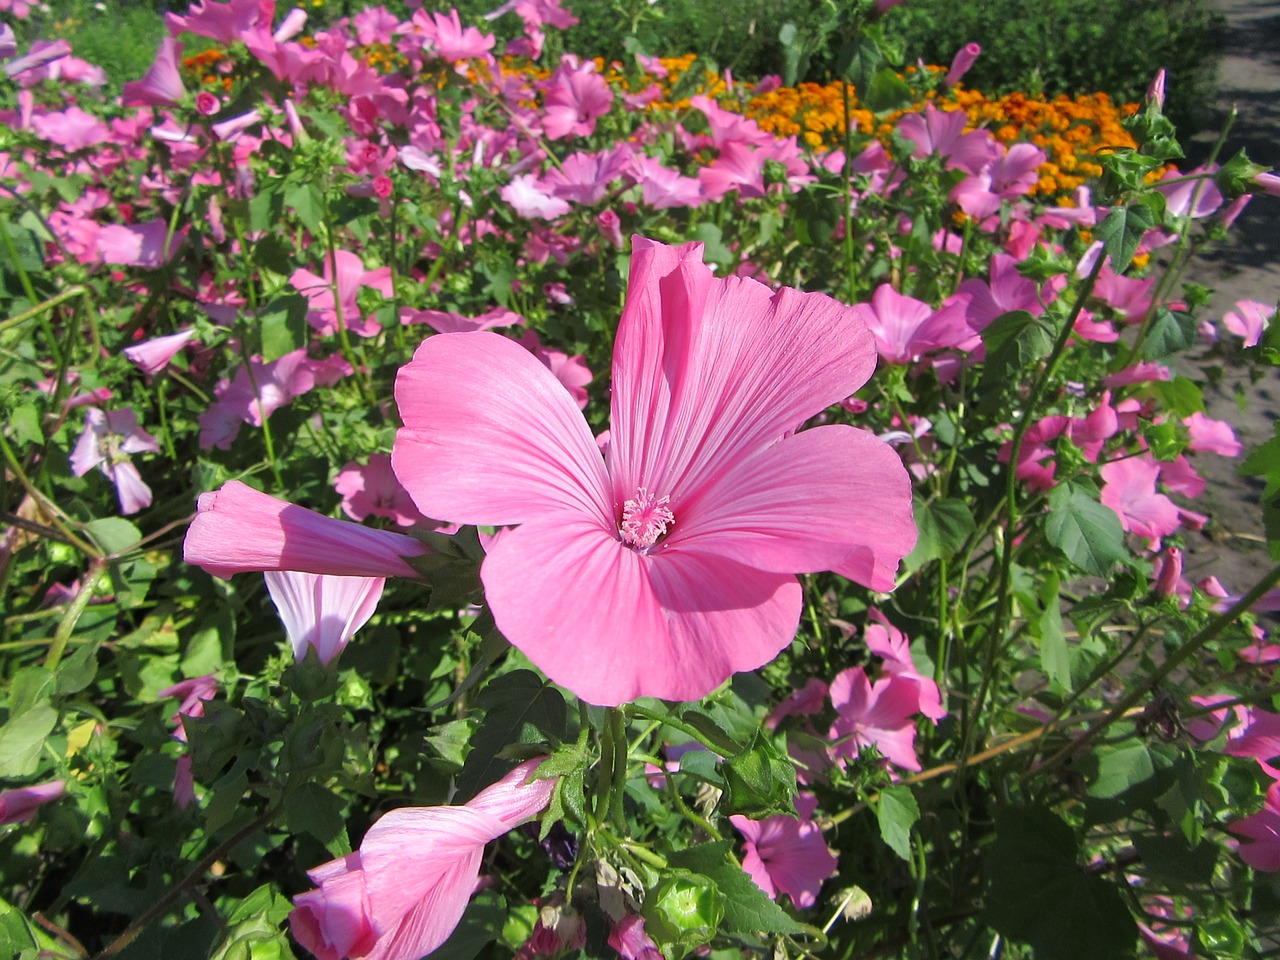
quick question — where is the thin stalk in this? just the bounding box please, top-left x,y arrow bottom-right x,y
0,286 -> 87,336
45,563 -> 106,671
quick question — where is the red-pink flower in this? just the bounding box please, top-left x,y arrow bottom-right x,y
1229,763 -> 1280,872
335,454 -> 429,527
123,328 -> 198,376
858,283 -> 977,364
290,251 -> 393,337
0,780 -> 66,825
541,56 -> 613,140
1222,300 -> 1273,347
290,759 -> 555,960
392,237 -> 915,705
730,793 -> 838,908
264,571 -> 384,666
183,481 -> 428,580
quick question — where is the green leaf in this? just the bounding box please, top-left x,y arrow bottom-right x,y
978,311 -> 1053,409
457,670 -> 566,801
284,782 -> 349,855
863,67 -> 912,113
284,183 -> 325,236
1088,743 -> 1156,799
1141,309 -> 1198,361
1036,574 -> 1072,691
84,517 -> 142,555
1241,429 -> 1280,500
1096,203 -> 1157,273
259,295 -> 309,362
905,497 -> 976,570
56,639 -> 101,695
985,806 -> 1137,960
1045,482 -> 1128,576
876,785 -> 919,861
0,703 -> 58,777
688,223 -> 734,269
668,842 -> 803,936
1152,377 -> 1205,417
1132,832 -> 1216,888
721,728 -> 797,818
10,403 -> 41,447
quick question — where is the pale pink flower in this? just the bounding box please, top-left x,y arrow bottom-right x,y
1225,709 -> 1280,761
289,758 -> 555,960
1222,300 -> 1273,347
0,780 -> 66,825
897,104 -> 996,176
97,221 -> 186,269
122,37 -> 187,107
199,350 -> 317,450
1157,165 -> 1223,219
951,143 -> 1047,220
518,331 -> 592,409
290,250 -> 392,337
334,454 -> 428,527
183,480 -> 428,580
1103,362 -> 1170,388
766,676 -> 829,730
1185,412 -> 1242,457
400,306 -> 523,334
392,237 -> 915,705
828,666 -> 922,771
264,571 -> 384,666
541,56 -> 613,140
628,155 -> 705,209
29,105 -> 110,151
1099,456 -> 1181,544
166,0 -> 274,45
501,174 -> 571,220
412,8 -> 496,61
730,793 -> 838,908
542,148 -> 632,205
3,38 -> 69,78
123,328 -> 198,375
70,407 -> 160,515
1253,172 -> 1280,197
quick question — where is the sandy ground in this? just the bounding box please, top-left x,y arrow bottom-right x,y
1174,0 -> 1280,593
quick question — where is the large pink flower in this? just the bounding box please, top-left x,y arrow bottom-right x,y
730,793 -> 838,908
392,237 -> 915,705
290,759 -> 555,960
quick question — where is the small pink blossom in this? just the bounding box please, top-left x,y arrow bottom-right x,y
518,330 -> 592,409
290,250 -> 392,337
1222,299 -> 1273,347
70,407 -> 160,515
828,666 -> 922,771
1184,412 -> 1242,457
864,610 -> 945,721
290,759 -> 555,960
412,8 -> 496,62
199,350 -> 317,449
541,56 -> 613,140
944,42 -> 981,88
858,284 -> 976,364
730,793 -> 838,908
501,174 -> 571,220
608,913 -> 663,960
334,454 -> 429,527
121,37 -> 187,108
97,221 -> 186,269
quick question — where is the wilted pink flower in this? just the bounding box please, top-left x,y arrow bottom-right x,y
392,237 -> 915,705
1146,69 -> 1167,109
264,571 -> 384,666
730,793 -> 838,908
597,209 -> 624,248
290,759 -> 555,960
1223,300 -> 1273,347
3,38 -> 69,78
123,328 -> 198,375
1100,456 -> 1181,544
121,37 -> 186,107
183,480 -> 428,580
157,674 -> 218,742
70,407 -> 160,515
0,780 -> 66,825
400,305 -> 523,334
518,898 -> 587,959
828,666 -> 922,771
944,42 -> 981,88
335,454 -> 428,527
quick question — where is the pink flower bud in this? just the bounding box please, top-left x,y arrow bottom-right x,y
945,43 -> 981,88
1146,68 -> 1167,110
1152,546 -> 1182,598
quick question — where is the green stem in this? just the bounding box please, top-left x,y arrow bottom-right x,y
0,286 -> 87,336
45,563 -> 106,671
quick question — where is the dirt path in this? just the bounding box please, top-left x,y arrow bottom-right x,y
1177,0 -> 1280,593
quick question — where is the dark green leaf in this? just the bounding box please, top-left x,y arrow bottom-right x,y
85,517 -> 142,555
259,295 -> 309,362
985,806 -> 1137,960
1045,483 -> 1128,576
1096,203 -> 1157,273
457,671 -> 566,801
876,785 -> 919,861
1142,309 -> 1198,361
430,891 -> 506,960
668,843 -> 803,936
905,497 -> 976,570
284,183 -> 325,236
284,782 -> 349,855
979,311 -> 1053,409
721,728 -> 797,818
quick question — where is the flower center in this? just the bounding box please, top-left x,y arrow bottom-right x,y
620,488 -> 674,551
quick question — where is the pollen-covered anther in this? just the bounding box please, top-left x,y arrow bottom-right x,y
620,487 -> 675,550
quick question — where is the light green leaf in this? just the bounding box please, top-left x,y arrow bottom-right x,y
876,785 -> 919,861
1045,483 -> 1128,576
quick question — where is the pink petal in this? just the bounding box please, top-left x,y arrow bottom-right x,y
263,571 -> 385,665
393,332 -> 612,526
673,425 -> 915,581
480,515 -> 801,705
